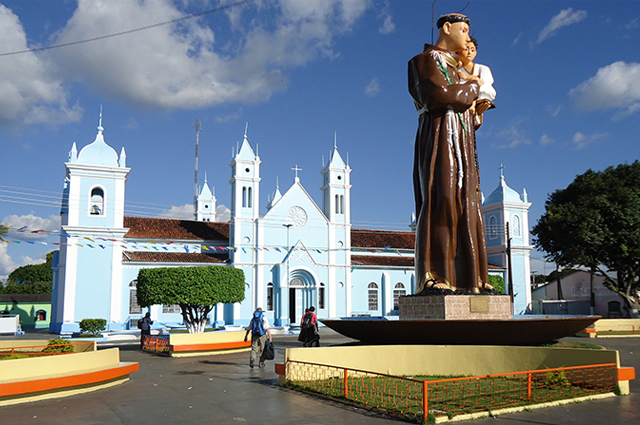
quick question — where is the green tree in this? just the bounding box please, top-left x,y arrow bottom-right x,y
1,251 -> 56,294
136,266 -> 245,333
532,162 -> 640,316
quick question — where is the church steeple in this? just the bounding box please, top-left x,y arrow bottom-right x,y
230,123 -> 261,220
321,132 -> 351,224
197,173 -> 216,222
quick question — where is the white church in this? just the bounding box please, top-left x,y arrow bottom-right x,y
50,119 -> 532,334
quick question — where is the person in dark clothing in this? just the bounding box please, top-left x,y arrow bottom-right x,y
301,306 -> 319,347
138,312 -> 153,349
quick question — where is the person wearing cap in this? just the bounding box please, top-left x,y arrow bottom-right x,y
408,13 -> 489,294
244,307 -> 272,368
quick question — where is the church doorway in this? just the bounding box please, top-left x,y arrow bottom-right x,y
288,273 -> 315,325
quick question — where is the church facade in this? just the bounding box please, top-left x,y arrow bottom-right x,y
50,122 -> 531,334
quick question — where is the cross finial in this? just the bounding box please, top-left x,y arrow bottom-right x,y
97,105 -> 104,133
244,122 -> 249,139
334,131 -> 337,149
292,164 -> 302,182
500,163 -> 505,179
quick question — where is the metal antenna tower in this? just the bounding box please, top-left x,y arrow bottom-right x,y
193,118 -> 201,220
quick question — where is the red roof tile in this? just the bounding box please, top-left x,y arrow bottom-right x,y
124,217 -> 229,241
352,255 -> 414,267
122,251 -> 228,264
351,228 -> 415,249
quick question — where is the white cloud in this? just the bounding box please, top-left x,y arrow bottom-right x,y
365,78 -> 380,96
492,118 -> 531,149
1,214 -> 60,242
157,203 -> 230,221
540,134 -> 554,146
572,132 -> 607,149
569,62 -> 640,119
216,205 -> 231,222
537,8 -> 587,44
0,243 -> 18,282
47,0 -> 369,111
0,5 -> 82,126
157,204 -> 195,220
546,105 -> 562,117
379,15 -> 395,35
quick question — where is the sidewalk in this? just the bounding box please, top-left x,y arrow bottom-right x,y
1,329 -> 638,424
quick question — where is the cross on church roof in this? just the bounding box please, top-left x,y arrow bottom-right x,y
292,164 -> 302,181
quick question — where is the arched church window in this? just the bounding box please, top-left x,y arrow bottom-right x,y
89,187 -> 104,216
368,282 -> 378,311
248,187 -> 252,208
335,195 -> 340,214
290,277 -> 303,287
242,187 -> 247,208
129,280 -> 141,314
489,216 -> 498,240
512,215 -> 521,237
393,283 -> 406,310
340,195 -> 344,214
318,283 -> 325,310
267,283 -> 274,311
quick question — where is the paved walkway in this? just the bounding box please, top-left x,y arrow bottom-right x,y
1,329 -> 639,424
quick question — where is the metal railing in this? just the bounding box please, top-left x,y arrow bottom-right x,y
286,360 -> 618,422
142,335 -> 171,354
0,342 -> 95,358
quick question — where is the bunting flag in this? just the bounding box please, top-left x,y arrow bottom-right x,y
1,225 -> 413,257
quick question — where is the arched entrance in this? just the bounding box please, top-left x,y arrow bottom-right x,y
288,269 -> 316,325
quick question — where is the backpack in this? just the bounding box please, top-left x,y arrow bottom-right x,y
137,318 -> 143,329
302,312 -> 313,329
251,311 -> 265,336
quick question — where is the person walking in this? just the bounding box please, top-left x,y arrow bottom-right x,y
301,306 -> 319,347
138,312 -> 153,349
244,307 -> 272,368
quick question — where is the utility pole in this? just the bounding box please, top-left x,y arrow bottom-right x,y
193,119 -> 201,220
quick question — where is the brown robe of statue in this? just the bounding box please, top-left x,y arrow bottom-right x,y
408,44 -> 489,293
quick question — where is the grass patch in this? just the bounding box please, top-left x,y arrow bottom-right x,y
288,370 -> 615,421
0,354 -> 31,360
543,340 -> 605,350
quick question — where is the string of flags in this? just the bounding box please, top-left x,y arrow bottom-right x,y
0,226 -> 409,256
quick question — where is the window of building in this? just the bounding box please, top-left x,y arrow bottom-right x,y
35,310 -> 47,321
512,214 -> 521,237
393,283 -> 406,310
368,282 -> 378,311
129,280 -> 141,314
162,305 -> 181,314
489,215 -> 498,239
319,283 -> 325,310
89,187 -> 104,215
267,283 -> 274,311
242,187 -> 247,208
248,187 -> 252,208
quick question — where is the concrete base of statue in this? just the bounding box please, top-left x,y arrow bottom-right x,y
398,294 -> 512,320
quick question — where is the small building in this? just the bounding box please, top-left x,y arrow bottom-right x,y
0,294 -> 51,329
532,270 -> 630,317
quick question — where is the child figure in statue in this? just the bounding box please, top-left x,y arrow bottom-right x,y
458,36 -> 496,127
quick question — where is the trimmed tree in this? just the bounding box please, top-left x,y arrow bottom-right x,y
2,251 -> 55,294
136,266 -> 245,333
532,162 -> 640,316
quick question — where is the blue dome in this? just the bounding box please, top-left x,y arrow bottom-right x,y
77,132 -> 119,166
484,176 -> 522,205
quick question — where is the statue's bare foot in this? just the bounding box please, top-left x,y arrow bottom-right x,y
432,283 -> 450,290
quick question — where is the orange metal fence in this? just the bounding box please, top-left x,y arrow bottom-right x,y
0,342 -> 94,358
143,336 -> 171,354
286,360 -> 618,422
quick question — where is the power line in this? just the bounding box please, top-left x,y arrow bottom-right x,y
0,0 -> 257,58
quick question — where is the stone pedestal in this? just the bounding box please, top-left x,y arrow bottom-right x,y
398,295 -> 512,320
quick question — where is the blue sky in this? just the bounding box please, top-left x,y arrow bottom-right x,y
1,0 -> 639,280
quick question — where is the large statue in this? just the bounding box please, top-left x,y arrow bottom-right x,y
408,13 -> 489,294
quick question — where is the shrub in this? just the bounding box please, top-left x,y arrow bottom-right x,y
489,275 -> 505,294
41,338 -> 75,353
79,318 -> 107,335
